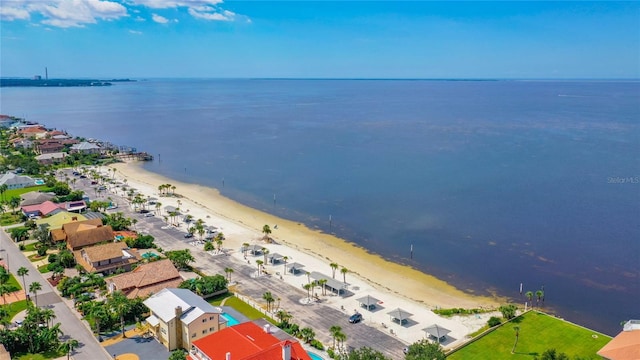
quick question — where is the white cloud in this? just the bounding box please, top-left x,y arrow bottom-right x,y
1,0 -> 249,27
0,3 -> 30,21
151,13 -> 169,23
129,0 -> 223,9
188,7 -> 234,21
1,0 -> 127,28
129,29 -> 143,34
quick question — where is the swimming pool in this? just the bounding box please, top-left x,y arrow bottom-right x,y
221,312 -> 240,326
34,179 -> 44,185
307,352 -> 324,360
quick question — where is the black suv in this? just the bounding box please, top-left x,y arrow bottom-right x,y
349,313 -> 363,324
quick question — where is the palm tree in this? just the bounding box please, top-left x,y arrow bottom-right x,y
0,184 -> 7,202
340,267 -> 349,284
305,271 -> 311,285
262,224 -> 272,240
300,327 -> 315,343
262,291 -> 274,312
282,256 -> 288,275
335,331 -> 347,352
89,305 -> 108,341
242,242 -> 250,257
263,248 -> 270,264
256,260 -> 264,276
0,283 -> 10,306
330,262 -> 339,279
276,309 -> 292,325
109,291 -> 131,338
525,291 -> 533,307
224,267 -> 234,283
318,279 -> 328,296
41,307 -> 56,328
58,338 -> 80,360
17,266 -> 29,293
330,325 -> 342,349
303,283 -> 312,300
512,326 -> 520,354
29,281 -> 42,307
536,290 -> 544,307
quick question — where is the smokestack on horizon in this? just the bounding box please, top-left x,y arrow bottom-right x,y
45,67 -> 48,80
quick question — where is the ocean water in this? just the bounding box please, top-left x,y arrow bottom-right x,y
2,79 -> 638,335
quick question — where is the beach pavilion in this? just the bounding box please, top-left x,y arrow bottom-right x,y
267,253 -> 284,264
245,245 -> 264,256
356,295 -> 380,311
387,308 -> 413,325
423,324 -> 451,343
286,262 -> 305,275
310,271 -> 347,295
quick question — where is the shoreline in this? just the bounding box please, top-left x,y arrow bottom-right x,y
111,161 -> 501,310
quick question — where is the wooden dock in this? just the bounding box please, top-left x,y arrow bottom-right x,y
114,152 -> 153,161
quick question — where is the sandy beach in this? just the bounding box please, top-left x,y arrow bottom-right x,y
108,161 -> 502,346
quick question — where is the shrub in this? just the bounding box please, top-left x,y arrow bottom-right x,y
310,339 -> 324,350
19,244 -> 25,250
36,246 -> 47,256
488,316 -> 502,327
48,253 -> 58,264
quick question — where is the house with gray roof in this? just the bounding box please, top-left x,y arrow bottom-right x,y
35,152 -> 67,165
70,141 -> 101,154
0,172 -> 35,189
143,288 -> 226,351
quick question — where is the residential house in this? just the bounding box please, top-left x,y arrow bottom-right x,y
598,320 -> 640,360
12,138 -> 33,149
18,126 -> 48,139
35,152 -> 67,165
34,139 -> 66,154
21,201 -> 62,218
20,191 -> 56,206
189,320 -> 311,360
57,200 -> 87,213
60,218 -> 114,250
106,258 -> 182,299
36,212 -> 87,231
144,288 -> 225,351
74,242 -> 139,274
70,142 -> 101,155
0,172 -> 35,189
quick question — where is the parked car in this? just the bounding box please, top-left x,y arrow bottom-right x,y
144,213 -> 155,217
349,313 -> 363,324
184,233 -> 194,238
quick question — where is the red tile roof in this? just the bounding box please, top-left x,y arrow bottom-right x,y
21,201 -> 60,216
191,322 -> 311,360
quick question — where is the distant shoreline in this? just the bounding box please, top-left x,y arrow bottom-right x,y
0,78 -> 136,87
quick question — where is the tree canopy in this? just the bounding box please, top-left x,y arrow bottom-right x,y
404,339 -> 446,360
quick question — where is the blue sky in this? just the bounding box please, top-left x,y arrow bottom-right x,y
1,1 -> 638,79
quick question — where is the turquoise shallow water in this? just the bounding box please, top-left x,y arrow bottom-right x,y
2,79 -> 638,335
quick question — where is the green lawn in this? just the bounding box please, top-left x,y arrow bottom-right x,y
0,212 -> 25,226
1,299 -> 29,322
448,311 -> 611,360
208,294 -> 277,325
12,349 -> 65,360
3,185 -> 49,200
37,264 -> 50,273
21,243 -> 38,252
27,253 -> 46,262
5,273 -> 23,291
